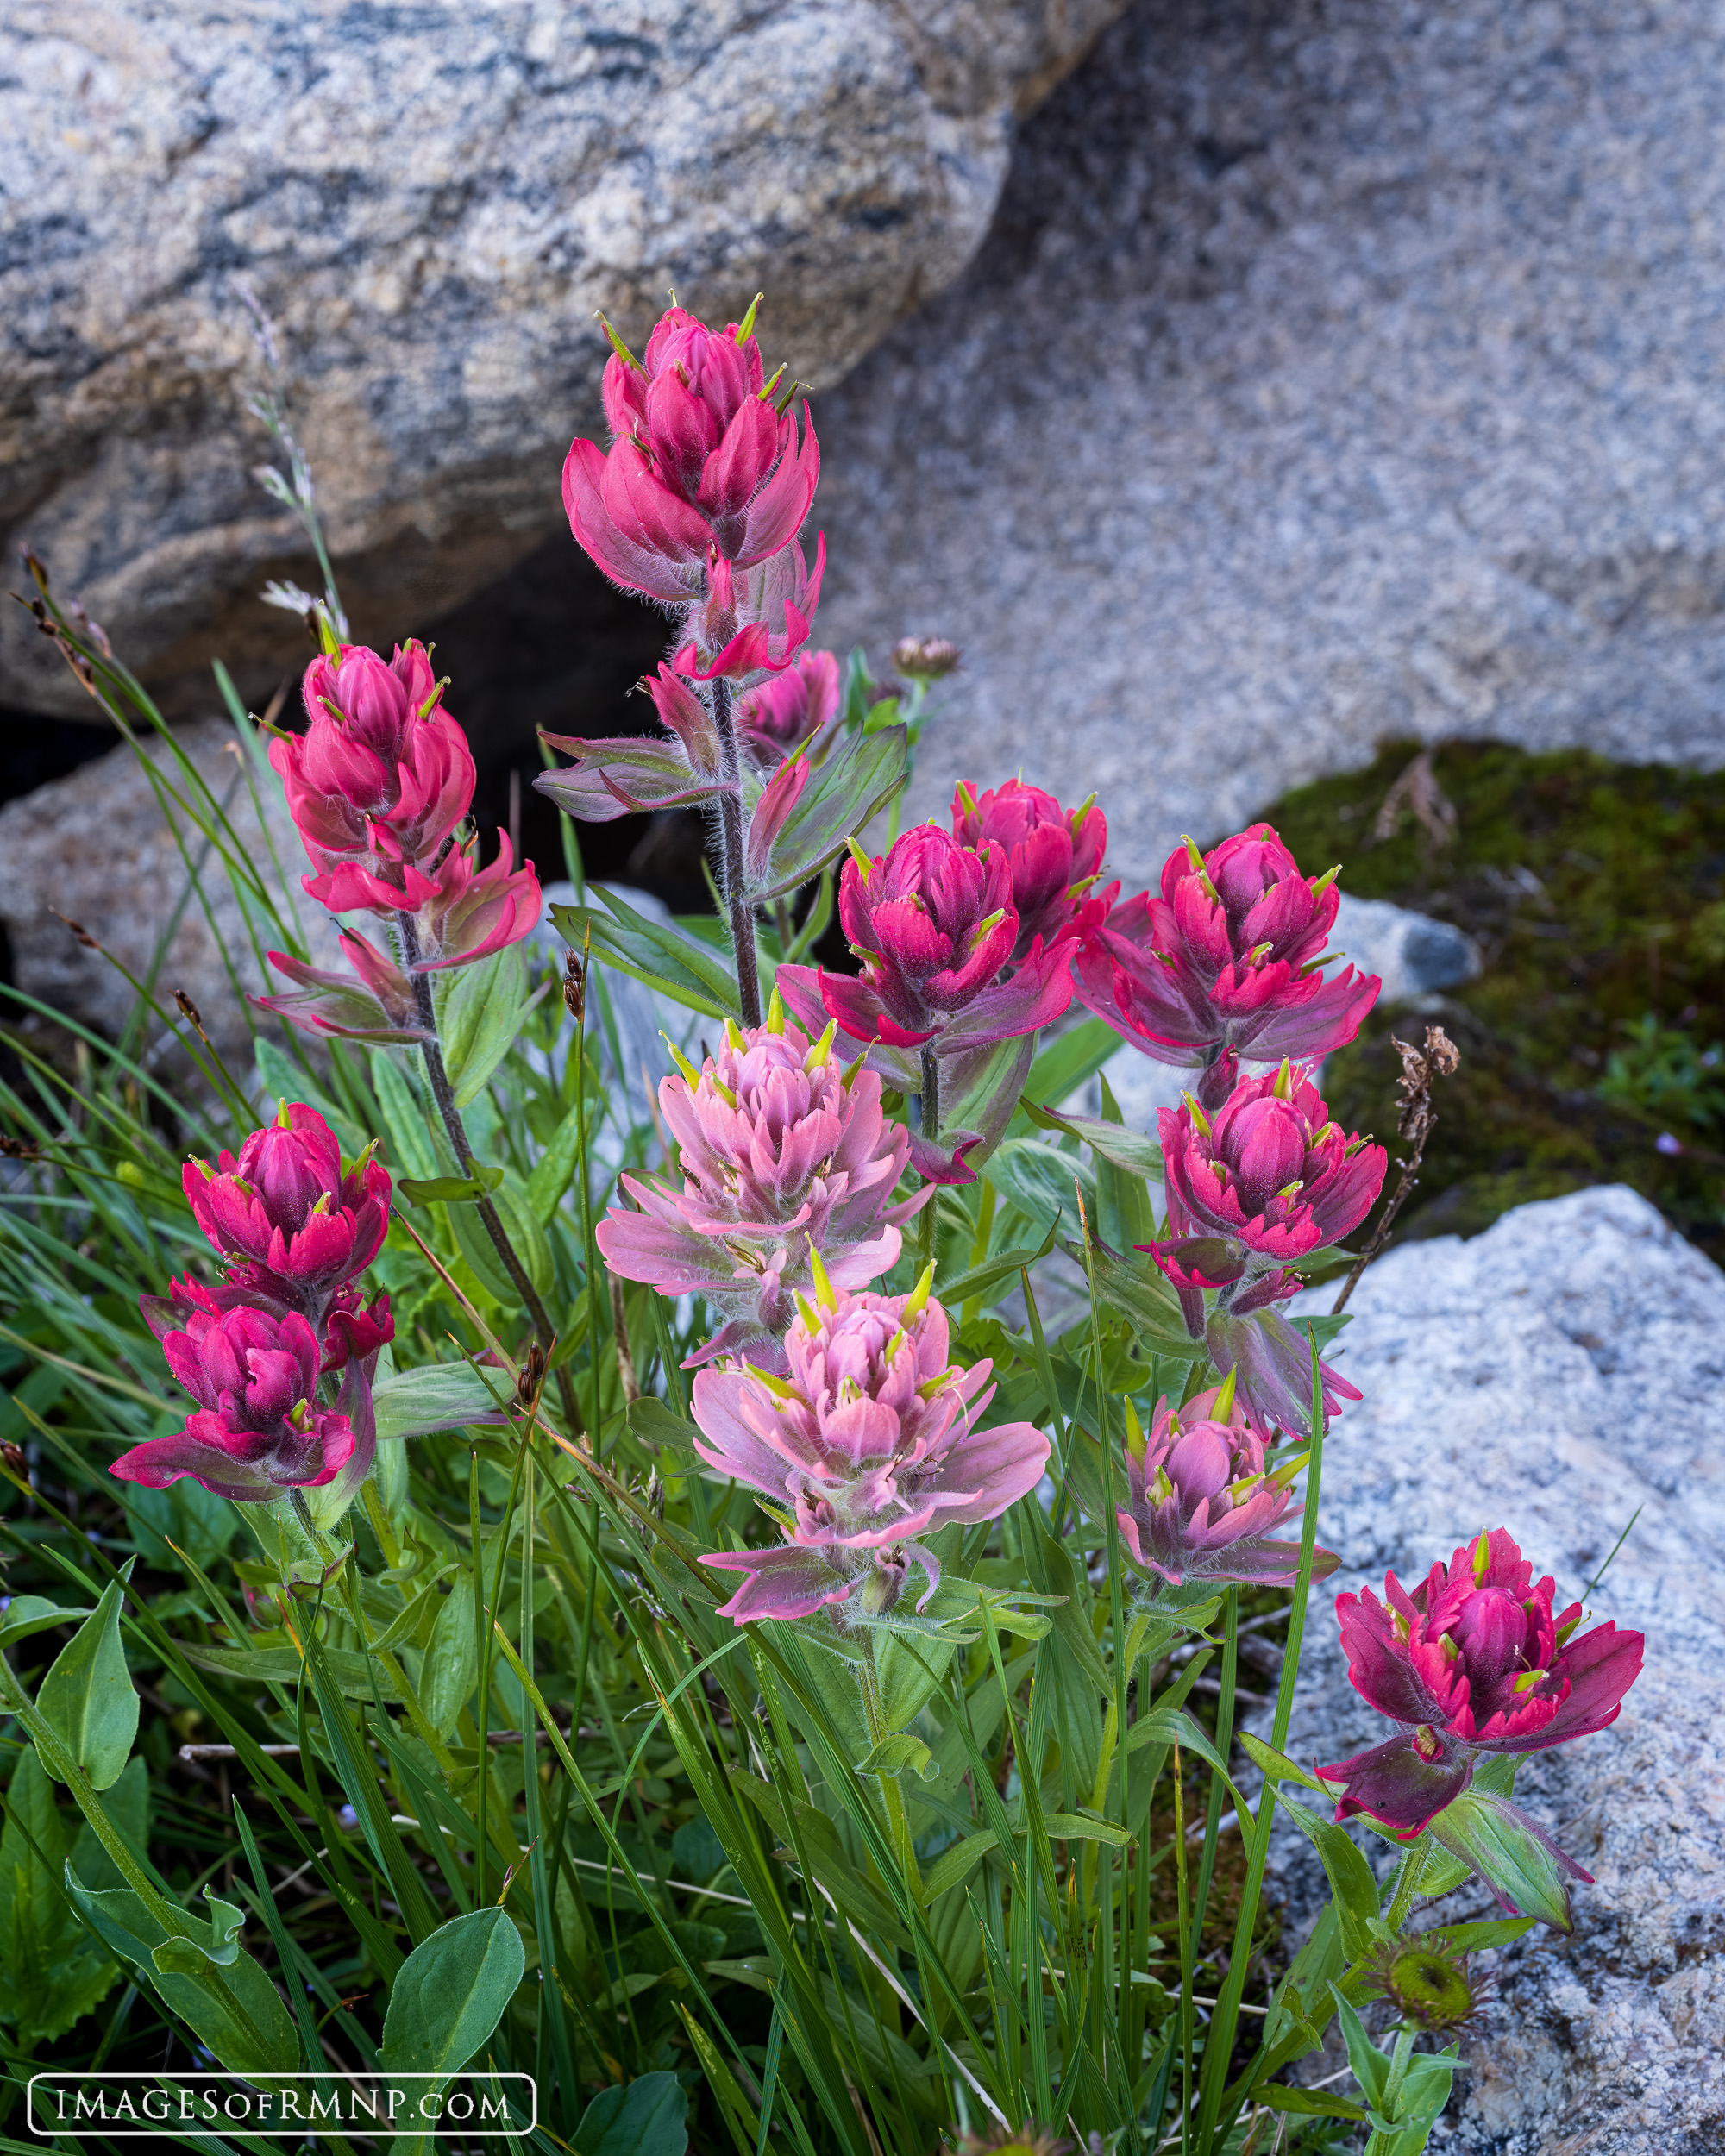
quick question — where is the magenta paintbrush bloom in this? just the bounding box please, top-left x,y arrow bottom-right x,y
273,642 -> 474,881
1075,824 -> 1380,1066
738,649 -> 842,766
1114,1376 -> 1339,1589
1150,1064 -> 1387,1326
111,1305 -> 360,1502
1316,1529 -> 1645,1839
184,1101 -> 390,1297
950,779 -> 1113,962
562,304 -> 819,603
693,1277 -> 1050,1624
674,536 -> 825,684
780,824 -> 1073,1054
595,1006 -> 926,1367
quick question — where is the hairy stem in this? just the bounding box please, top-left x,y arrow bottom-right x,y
1369,2023 -> 1419,2149
919,1045 -> 941,1273
399,912 -> 578,1431
710,677 -> 763,1026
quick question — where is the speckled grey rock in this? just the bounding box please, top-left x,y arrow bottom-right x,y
816,0 -> 1725,882
0,720 -> 342,1068
0,0 -> 1125,719
1262,1188 -> 1725,2153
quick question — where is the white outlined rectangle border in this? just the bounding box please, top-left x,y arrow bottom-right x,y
26,2071 -> 537,2138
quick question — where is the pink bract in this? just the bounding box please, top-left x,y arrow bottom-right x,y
562,305 -> 819,602
273,642 -> 474,881
738,649 -> 842,766
693,1286 -> 1050,1624
184,1101 -> 390,1298
950,778 -> 1113,962
781,824 -> 1073,1054
674,536 -> 825,684
1316,1529 -> 1644,1839
1114,1379 -> 1338,1590
1075,824 -> 1380,1066
595,1014 -> 927,1368
1149,1066 -> 1386,1329
110,1305 -> 359,1503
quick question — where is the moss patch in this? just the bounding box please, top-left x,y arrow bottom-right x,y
1250,740 -> 1725,1257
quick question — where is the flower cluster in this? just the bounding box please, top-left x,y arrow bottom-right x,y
597,1000 -> 927,1368
562,302 -> 821,685
694,1272 -> 1049,1624
256,639 -> 541,1044
1317,1529 -> 1645,1838
1114,1374 -> 1339,1592
1076,824 -> 1379,1071
950,779 -> 1113,962
114,1104 -> 393,1502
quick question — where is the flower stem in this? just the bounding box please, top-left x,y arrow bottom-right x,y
1365,2023 -> 1419,2152
710,677 -> 763,1027
919,1046 -> 940,1273
858,1645 -> 923,1899
1383,1837 -> 1427,1933
399,912 -> 579,1432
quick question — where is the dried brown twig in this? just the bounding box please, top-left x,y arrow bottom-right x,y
1332,1025 -> 1461,1313
1372,747 -> 1458,853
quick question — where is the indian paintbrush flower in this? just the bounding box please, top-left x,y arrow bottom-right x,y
182,1101 -> 390,1297
111,1305 -> 362,1502
1113,1371 -> 1339,1589
778,824 -> 1073,1054
674,536 -> 826,683
693,1269 -> 1050,1623
595,1000 -> 927,1368
950,777 -> 1113,962
563,302 -> 819,604
1076,823 -> 1380,1066
1315,1528 -> 1645,1838
738,649 -> 842,765
1150,1062 -> 1387,1329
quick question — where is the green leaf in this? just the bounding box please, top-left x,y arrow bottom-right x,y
371,1050 -> 440,1180
35,1576 -> 140,1791
552,889 -> 741,1021
1425,1791 -> 1588,1933
527,1094 -> 586,1224
420,1587 -> 479,1739
1017,1018 -> 1125,1124
1081,1240 -> 1198,1357
1022,1096 -> 1165,1182
0,1596 -> 94,1651
397,1166 -> 505,1205
63,1866 -> 299,2076
937,1219 -> 1058,1309
1330,1986 -> 1391,2108
380,1908 -> 526,2129
921,1833 -> 991,1902
574,2071 -> 688,2156
1275,1795 -> 1384,1963
745,725 -> 908,900
627,1397 -> 702,1459
1239,1731 -> 1325,1793
445,1171 -> 554,1302
178,1645 -> 406,1702
372,1363 -> 510,1441
1255,2086 -> 1368,2122
1041,1811 -> 1132,1846
985,1138 -> 1096,1242
437,945 -> 540,1108
856,1733 -> 937,1782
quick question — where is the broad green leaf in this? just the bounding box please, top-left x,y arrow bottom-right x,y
627,1397 -> 701,1458
552,890 -> 741,1021
574,2071 -> 688,2156
1022,1095 -> 1166,1182
1239,1731 -> 1325,1793
1425,1791 -> 1587,1933
936,1219 -> 1058,1309
63,1868 -> 298,2077
437,945 -> 541,1108
36,1576 -> 140,1791
985,1138 -> 1096,1242
1330,1985 -> 1391,2107
371,1049 -> 440,1180
178,1645 -> 406,1702
1276,1795 -> 1384,1962
0,1597 -> 93,1651
1040,1811 -> 1132,1846
745,725 -> 908,901
397,1166 -> 505,1205
856,1733 -> 937,1782
372,1363 -> 510,1442
380,1905 -> 526,2079
1257,2084 -> 1368,2122
1017,1018 -> 1125,1122
921,1833 -> 991,1902
421,1587 -> 479,1739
